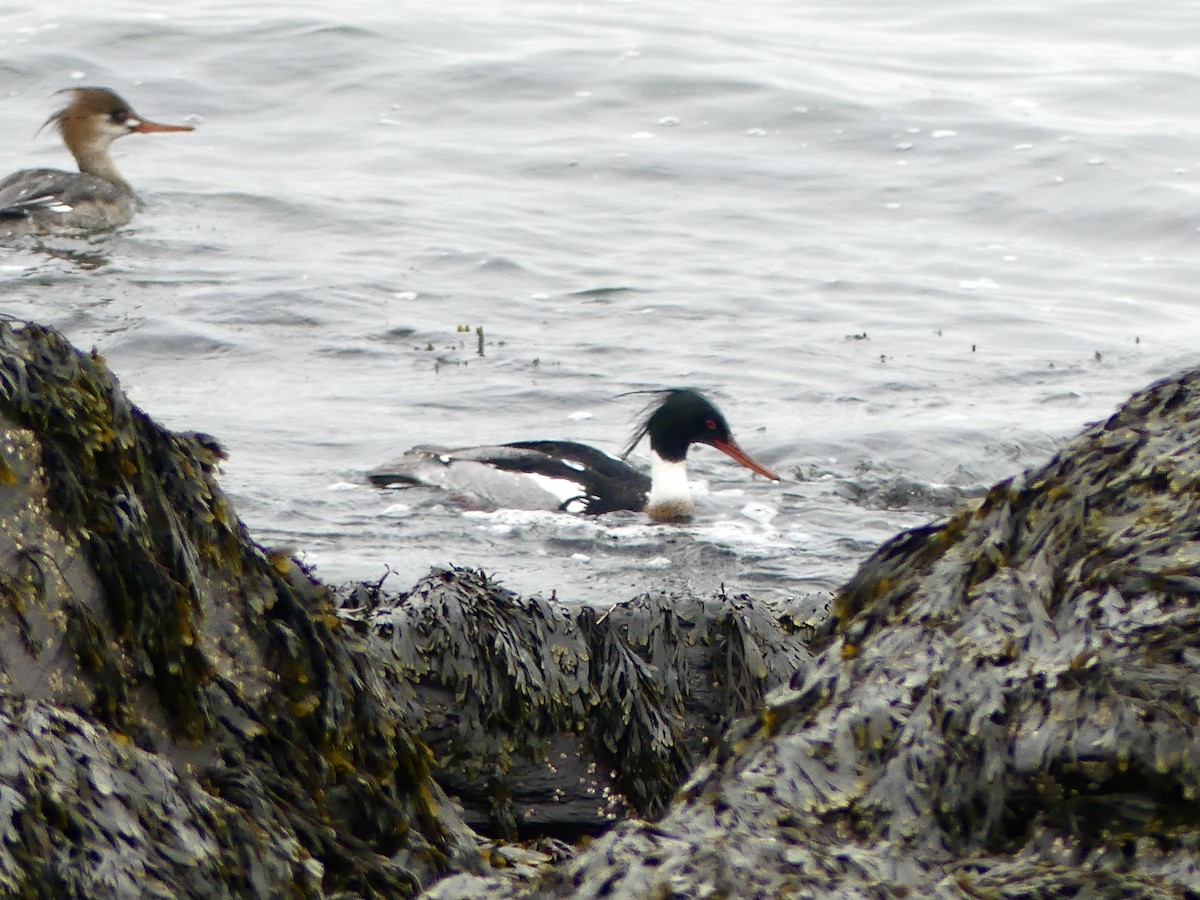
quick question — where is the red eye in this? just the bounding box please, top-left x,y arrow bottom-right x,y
705,418 -> 717,430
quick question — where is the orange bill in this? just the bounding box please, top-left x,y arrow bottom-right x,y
712,438 -> 780,481
131,118 -> 194,134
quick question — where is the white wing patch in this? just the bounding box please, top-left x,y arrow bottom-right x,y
524,472 -> 586,505
20,195 -> 74,214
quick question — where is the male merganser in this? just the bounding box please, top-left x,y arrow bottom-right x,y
0,87 -> 193,233
369,389 -> 780,522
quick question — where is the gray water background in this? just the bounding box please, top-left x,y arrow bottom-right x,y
2,0 -> 1198,609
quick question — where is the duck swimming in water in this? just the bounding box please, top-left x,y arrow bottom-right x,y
0,87 -> 193,233
369,389 -> 780,522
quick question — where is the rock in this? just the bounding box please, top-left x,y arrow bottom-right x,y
0,322 -> 478,897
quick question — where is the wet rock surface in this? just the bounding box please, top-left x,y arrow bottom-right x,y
0,322 -> 473,897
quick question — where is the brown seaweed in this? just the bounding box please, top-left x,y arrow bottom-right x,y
0,322 -> 472,897
340,569 -> 808,840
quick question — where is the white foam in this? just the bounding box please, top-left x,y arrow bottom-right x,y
702,517 -> 787,550
740,502 -> 778,525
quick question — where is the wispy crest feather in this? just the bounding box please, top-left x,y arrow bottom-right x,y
619,388 -> 681,459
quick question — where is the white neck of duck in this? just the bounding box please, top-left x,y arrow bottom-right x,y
645,452 -> 694,522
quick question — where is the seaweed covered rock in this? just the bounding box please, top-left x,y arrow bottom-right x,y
424,366 -> 1200,898
0,322 -> 477,897
339,569 -> 810,840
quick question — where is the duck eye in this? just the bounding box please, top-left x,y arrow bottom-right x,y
705,418 -> 717,430
111,108 -> 130,124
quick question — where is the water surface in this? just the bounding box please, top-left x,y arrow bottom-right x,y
2,0 -> 1197,607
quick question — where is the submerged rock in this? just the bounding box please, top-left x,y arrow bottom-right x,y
424,367 -> 1200,898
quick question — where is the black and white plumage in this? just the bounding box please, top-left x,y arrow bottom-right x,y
0,87 -> 193,233
369,389 -> 780,521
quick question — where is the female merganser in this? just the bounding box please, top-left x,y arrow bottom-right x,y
369,389 -> 780,522
0,87 -> 193,233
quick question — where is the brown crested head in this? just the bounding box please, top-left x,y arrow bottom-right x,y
40,86 -> 193,179
43,86 -> 193,141
54,87 -> 132,118
43,88 -> 127,137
